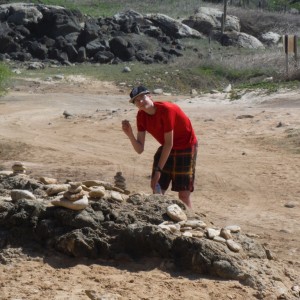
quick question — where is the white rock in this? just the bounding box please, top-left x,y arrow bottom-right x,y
206,228 -> 220,239
183,220 -> 207,229
213,236 -> 227,244
51,195 -> 88,210
89,186 -> 106,198
224,225 -> 241,233
11,189 -> 36,202
153,88 -> 163,95
110,191 -> 124,202
220,228 -> 233,240
223,84 -> 232,93
39,177 -> 57,184
46,184 -> 70,196
226,239 -> 241,252
191,230 -> 204,238
166,204 -> 187,222
122,66 -> 131,73
182,231 -> 193,237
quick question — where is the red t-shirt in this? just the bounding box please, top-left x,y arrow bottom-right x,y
137,102 -> 197,150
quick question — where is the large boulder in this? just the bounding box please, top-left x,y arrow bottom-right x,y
0,3 -> 43,25
183,7 -> 240,36
213,30 -> 265,49
145,13 -> 204,38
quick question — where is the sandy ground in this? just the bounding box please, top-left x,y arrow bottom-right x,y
0,76 -> 299,299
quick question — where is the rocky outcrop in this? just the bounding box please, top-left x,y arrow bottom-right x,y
0,171 -> 298,298
0,4 -> 277,66
183,7 -> 241,35
0,4 -> 200,65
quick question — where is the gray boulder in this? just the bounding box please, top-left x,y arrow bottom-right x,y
145,13 -> 204,38
183,7 -> 240,35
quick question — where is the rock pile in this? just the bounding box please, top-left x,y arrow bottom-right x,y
51,182 -> 89,210
0,172 -> 299,299
114,171 -> 126,190
12,161 -> 26,175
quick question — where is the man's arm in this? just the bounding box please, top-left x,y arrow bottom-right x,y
122,120 -> 146,154
151,130 -> 173,191
157,130 -> 173,169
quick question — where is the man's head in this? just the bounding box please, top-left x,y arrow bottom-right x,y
129,86 -> 150,103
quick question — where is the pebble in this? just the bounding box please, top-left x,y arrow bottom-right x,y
181,219 -> 207,229
182,231 -> 193,237
284,202 -> 297,208
11,189 -> 36,202
89,186 -> 106,198
224,225 -> 241,233
166,204 -> 187,222
213,236 -> 226,244
63,190 -> 85,201
39,177 -> 57,184
226,239 -> 241,252
12,161 -> 26,174
220,228 -> 233,240
110,191 -> 124,202
207,228 -> 220,239
46,184 -> 70,196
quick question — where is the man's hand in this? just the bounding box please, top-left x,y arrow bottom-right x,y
122,119 -> 133,137
151,171 -> 161,193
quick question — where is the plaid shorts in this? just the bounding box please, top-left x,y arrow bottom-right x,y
152,143 -> 198,192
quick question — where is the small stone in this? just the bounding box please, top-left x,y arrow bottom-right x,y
110,191 -> 124,202
182,220 -> 207,229
224,225 -> 241,233
182,231 -> 193,237
191,230 -> 204,238
291,285 -> 299,292
226,239 -> 241,252
180,226 -> 193,231
220,228 -> 233,240
39,177 -> 57,185
63,190 -> 85,201
46,184 -> 70,196
223,84 -> 232,93
213,236 -> 226,244
207,228 -> 220,239
89,186 -> 106,198
166,204 -> 187,222
11,190 -> 36,202
284,202 -> 297,208
51,195 -> 88,210
68,182 -> 82,194
153,88 -> 163,95
122,66 -> 131,73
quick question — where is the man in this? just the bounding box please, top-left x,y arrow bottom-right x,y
122,86 -> 198,209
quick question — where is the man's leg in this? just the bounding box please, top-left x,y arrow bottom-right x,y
178,190 -> 192,209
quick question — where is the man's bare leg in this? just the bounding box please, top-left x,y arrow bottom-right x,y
178,190 -> 192,209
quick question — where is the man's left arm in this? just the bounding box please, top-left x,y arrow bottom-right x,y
151,130 -> 173,191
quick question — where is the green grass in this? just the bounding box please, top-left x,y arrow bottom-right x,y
0,63 -> 12,95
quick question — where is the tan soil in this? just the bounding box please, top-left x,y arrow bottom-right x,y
0,76 -> 299,299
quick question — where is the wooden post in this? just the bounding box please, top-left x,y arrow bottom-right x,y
294,35 -> 298,67
221,0 -> 228,34
285,34 -> 289,76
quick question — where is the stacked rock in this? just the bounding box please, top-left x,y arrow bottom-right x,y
51,182 -> 88,211
114,172 -> 126,190
12,161 -> 26,174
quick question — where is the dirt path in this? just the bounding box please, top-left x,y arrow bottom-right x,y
0,78 -> 299,299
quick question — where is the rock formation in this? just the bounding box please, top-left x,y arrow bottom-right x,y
0,171 -> 298,299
